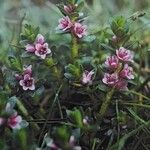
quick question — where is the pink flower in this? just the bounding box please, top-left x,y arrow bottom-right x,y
115,80 -> 128,90
23,65 -> 32,76
25,44 -> 35,52
105,55 -> 119,69
73,22 -> 87,38
46,139 -> 60,150
35,34 -> 45,44
7,112 -> 22,129
34,34 -> 51,59
35,43 -> 51,59
19,74 -> 35,91
0,117 -> 5,126
69,136 -> 81,150
82,70 -> 94,85
58,16 -> 73,31
25,34 -> 51,59
116,47 -> 134,62
120,64 -> 134,79
64,5 -> 76,14
102,73 -> 118,86
83,116 -> 89,125
15,74 -> 22,81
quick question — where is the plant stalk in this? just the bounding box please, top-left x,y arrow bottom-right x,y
45,57 -> 61,79
98,88 -> 115,123
71,33 -> 78,61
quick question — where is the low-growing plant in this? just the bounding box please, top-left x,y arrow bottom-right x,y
0,0 -> 150,150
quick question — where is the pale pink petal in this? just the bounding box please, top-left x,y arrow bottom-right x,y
25,44 -> 35,52
29,84 -> 35,90
15,116 -> 22,123
24,74 -> 30,80
35,50 -> 41,57
47,48 -> 51,54
74,23 -> 87,38
23,86 -> 29,91
19,80 -> 24,86
0,118 -> 4,126
36,34 -> 45,44
35,43 -> 42,51
73,146 -> 82,150
40,54 -> 46,59
69,136 -> 75,145
58,16 -> 73,31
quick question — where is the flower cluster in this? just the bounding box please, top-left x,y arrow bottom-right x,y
102,47 -> 134,90
82,70 -> 94,85
58,4 -> 87,38
25,34 -> 51,59
0,102 -> 28,130
15,65 -> 35,91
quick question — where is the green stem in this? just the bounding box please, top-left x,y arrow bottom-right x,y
71,33 -> 78,61
98,88 -> 115,123
92,138 -> 97,150
45,57 -> 60,79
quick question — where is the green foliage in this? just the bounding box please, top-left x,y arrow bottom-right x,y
55,126 -> 70,143
20,24 -> 39,44
110,16 -> 129,37
0,0 -> 150,149
67,108 -> 83,127
64,62 -> 82,80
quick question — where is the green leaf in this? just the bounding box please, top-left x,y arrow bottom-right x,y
100,43 -> 114,52
110,16 -> 129,37
56,4 -> 67,16
55,126 -> 70,143
32,86 -> 45,102
65,63 -> 81,80
76,1 -> 84,12
67,0 -> 75,5
72,128 -> 81,139
20,24 -> 39,43
8,56 -> 22,71
67,108 -> 83,127
82,35 -> 96,42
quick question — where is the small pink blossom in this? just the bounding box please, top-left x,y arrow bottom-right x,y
69,135 -> 75,146
73,22 -> 87,38
15,74 -> 22,81
112,35 -> 119,43
83,116 -> 89,125
46,139 -> 60,150
0,117 -> 5,126
112,35 -> 117,40
64,5 -> 76,14
35,34 -> 45,44
58,16 -> 73,31
82,70 -> 94,85
25,34 -> 51,59
69,136 -> 81,150
19,74 -> 35,91
23,65 -> 32,76
7,112 -> 22,129
120,64 -> 134,79
116,47 -> 134,62
102,73 -> 118,86
25,44 -> 35,52
35,43 -> 51,59
105,55 -> 119,69
115,80 -> 128,90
